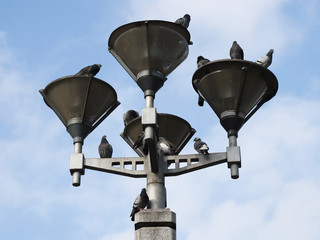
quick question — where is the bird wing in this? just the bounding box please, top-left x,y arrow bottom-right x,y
257,55 -> 268,64
133,131 -> 145,149
175,18 -> 183,25
133,194 -> 141,208
199,143 -> 209,151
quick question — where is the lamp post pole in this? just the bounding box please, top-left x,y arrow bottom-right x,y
143,92 -> 167,209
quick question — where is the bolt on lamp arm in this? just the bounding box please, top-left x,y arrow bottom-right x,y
226,130 -> 241,179
70,142 -> 85,187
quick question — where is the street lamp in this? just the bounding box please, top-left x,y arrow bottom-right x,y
192,59 -> 278,178
39,75 -> 120,186
40,19 -> 278,240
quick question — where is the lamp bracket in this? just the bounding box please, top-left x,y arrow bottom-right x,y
227,146 -> 241,168
77,152 -> 229,180
70,153 -> 85,175
142,108 -> 157,127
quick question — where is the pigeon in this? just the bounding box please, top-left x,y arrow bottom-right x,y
75,64 -> 102,77
197,56 -> 210,68
256,49 -> 274,68
98,135 -> 113,158
230,41 -> 244,60
157,137 -> 176,155
133,131 -> 145,149
130,188 -> 149,221
194,137 -> 209,154
123,110 -> 139,126
132,131 -> 148,154
175,14 -> 191,29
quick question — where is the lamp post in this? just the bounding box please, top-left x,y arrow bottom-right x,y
40,19 -> 278,240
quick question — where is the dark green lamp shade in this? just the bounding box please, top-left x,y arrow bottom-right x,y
121,113 -> 196,157
193,60 -> 278,131
108,20 -> 191,81
40,75 -> 120,142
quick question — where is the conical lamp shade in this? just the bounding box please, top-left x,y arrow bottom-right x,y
108,20 -> 191,86
40,75 -> 120,142
193,59 -> 278,131
121,113 -> 196,157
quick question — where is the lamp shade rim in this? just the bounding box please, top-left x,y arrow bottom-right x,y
42,75 -> 115,93
108,20 -> 191,49
40,75 -> 119,141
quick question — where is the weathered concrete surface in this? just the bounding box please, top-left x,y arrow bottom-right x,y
135,209 -> 176,240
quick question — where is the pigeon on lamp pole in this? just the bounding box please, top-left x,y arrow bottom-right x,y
157,137 -> 175,156
194,137 -> 209,155
130,188 -> 149,221
256,49 -> 274,68
230,41 -> 244,60
98,135 -> 113,158
75,64 -> 102,78
197,56 -> 210,68
123,110 -> 139,126
175,14 -> 191,29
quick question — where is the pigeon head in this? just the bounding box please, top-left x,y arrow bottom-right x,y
97,64 -> 102,68
194,137 -> 200,141
197,56 -> 204,62
141,188 -> 147,194
184,14 -> 190,20
101,135 -> 107,142
267,49 -> 274,56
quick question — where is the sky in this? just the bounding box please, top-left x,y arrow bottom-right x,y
0,0 -> 320,239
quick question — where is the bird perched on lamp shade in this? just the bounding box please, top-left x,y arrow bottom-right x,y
130,188 -> 149,221
194,137 -> 209,154
175,14 -> 191,29
197,56 -> 210,68
132,131 -> 148,155
123,110 -> 139,127
98,135 -> 113,158
157,137 -> 176,156
75,64 -> 102,77
230,41 -> 244,60
256,49 -> 274,68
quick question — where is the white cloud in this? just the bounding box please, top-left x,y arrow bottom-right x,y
257,180 -> 320,240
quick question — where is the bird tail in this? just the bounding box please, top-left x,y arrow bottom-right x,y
130,208 -> 138,221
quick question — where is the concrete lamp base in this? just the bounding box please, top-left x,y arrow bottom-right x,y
135,209 -> 176,240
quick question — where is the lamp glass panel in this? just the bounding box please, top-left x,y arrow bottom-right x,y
147,26 -> 189,76
83,78 -> 118,124
239,70 -> 268,115
198,69 -> 243,117
45,76 -> 87,123
112,26 -> 148,77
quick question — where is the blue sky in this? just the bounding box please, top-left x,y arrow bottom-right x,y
0,0 -> 320,239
